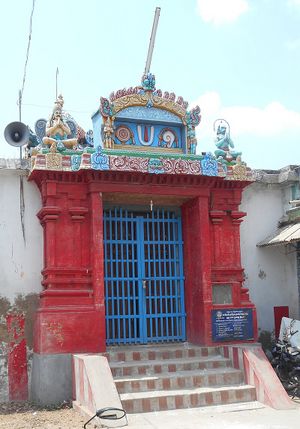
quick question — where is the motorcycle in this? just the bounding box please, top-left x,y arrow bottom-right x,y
269,318 -> 300,398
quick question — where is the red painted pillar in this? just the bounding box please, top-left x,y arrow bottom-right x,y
209,210 -> 227,266
182,193 -> 212,345
6,313 -> 28,401
230,211 -> 252,304
33,176 -> 105,354
182,182 -> 258,346
230,211 -> 245,265
88,184 -> 106,349
209,186 -> 258,342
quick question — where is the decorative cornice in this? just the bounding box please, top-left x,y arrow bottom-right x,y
29,150 -> 254,182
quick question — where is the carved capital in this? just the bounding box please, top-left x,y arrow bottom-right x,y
37,206 -> 62,225
209,210 -> 226,225
69,206 -> 89,222
230,211 -> 246,225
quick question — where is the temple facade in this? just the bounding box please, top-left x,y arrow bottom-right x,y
1,74 -> 259,401
24,74 -> 258,398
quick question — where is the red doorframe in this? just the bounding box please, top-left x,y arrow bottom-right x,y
30,170 -> 257,354
182,188 -> 257,346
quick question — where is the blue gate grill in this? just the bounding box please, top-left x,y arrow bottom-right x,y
103,207 -> 186,345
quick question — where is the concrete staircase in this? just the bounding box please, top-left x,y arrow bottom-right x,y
104,343 -> 257,413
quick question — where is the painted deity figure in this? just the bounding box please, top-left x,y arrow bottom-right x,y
43,95 -> 78,150
214,121 -> 241,163
185,106 -> 201,155
187,127 -> 197,155
103,116 -> 114,149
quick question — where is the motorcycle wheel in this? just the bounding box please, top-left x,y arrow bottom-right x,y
289,374 -> 300,399
276,366 -> 300,397
275,365 -> 290,384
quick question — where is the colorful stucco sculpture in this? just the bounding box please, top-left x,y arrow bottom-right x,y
28,74 -> 251,181
42,95 -> 78,150
214,119 -> 242,163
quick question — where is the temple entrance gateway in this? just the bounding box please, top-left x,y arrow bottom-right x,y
28,73 -> 258,404
103,207 -> 186,345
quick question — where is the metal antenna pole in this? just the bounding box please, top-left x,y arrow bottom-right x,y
56,67 -> 59,99
18,89 -> 22,162
144,7 -> 161,75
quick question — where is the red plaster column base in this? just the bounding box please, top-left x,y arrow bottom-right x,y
187,302 -> 213,346
33,308 -> 106,354
7,314 -> 28,401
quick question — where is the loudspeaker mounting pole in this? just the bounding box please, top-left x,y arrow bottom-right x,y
56,67 -> 59,99
18,89 -> 22,162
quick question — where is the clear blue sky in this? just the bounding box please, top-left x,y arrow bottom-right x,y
1,0 -> 300,169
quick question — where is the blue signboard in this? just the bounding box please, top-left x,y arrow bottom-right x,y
212,308 -> 254,342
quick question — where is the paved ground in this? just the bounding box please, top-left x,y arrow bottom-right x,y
1,400 -> 300,428
125,401 -> 300,429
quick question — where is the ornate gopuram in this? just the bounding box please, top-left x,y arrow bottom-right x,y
28,74 -> 257,401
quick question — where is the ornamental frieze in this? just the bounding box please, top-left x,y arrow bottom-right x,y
30,148 -> 253,182
109,155 -> 149,173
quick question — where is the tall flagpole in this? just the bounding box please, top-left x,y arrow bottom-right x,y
144,7 -> 161,75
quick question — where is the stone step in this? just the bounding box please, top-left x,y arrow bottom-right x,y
105,344 -> 220,362
105,344 -> 258,414
110,355 -> 231,377
120,384 -> 257,413
115,367 -> 244,393
125,402 -> 266,428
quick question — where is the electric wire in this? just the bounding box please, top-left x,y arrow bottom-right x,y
19,0 -> 36,104
22,103 -> 92,114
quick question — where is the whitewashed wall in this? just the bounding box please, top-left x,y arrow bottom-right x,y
240,181 -> 299,333
0,159 -> 42,401
0,159 -> 43,302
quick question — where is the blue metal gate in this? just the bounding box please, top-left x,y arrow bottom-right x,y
103,207 -> 186,345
